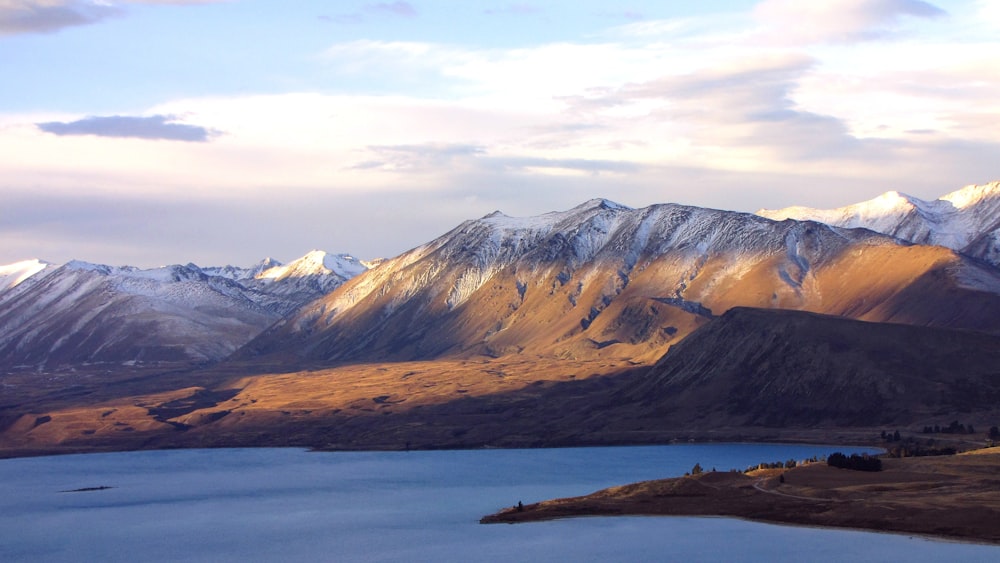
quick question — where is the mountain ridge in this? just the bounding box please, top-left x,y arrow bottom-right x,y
0,250 -> 371,372
758,181 -> 1000,266
4,182 -> 1000,455
239,197 -> 1000,367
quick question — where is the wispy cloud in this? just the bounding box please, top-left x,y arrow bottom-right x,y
484,4 -> 540,16
366,1 -> 416,18
36,114 -> 215,142
753,0 -> 947,44
352,143 -> 486,172
324,1 -> 417,25
350,143 -> 637,177
0,0 -> 226,36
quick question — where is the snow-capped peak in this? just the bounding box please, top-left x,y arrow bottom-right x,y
941,181 -> 1000,210
202,258 -> 283,281
871,190 -> 919,210
0,259 -> 52,290
256,250 -> 369,282
63,260 -> 111,273
757,181 -> 1000,265
256,257 -> 283,272
571,198 -> 632,212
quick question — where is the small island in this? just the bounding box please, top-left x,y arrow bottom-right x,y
60,485 -> 114,493
482,448 -> 1000,545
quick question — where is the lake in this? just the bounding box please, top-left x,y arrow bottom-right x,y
2,444 -> 998,562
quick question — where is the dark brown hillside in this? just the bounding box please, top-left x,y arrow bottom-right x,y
7,308 -> 1000,457
621,307 -> 1000,429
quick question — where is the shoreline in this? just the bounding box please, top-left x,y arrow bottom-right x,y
0,436 -> 885,461
481,451 -> 1000,546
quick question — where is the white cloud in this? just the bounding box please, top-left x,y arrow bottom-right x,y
974,0 -> 1000,27
4,11 -> 998,199
2,0 -> 999,267
752,0 -> 946,44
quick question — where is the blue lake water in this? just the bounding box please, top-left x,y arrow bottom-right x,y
2,444 -> 998,562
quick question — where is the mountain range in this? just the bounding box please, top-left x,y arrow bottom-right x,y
2,181 -> 999,455
758,181 -> 1000,267
0,251 -> 368,371
239,193 -> 1000,366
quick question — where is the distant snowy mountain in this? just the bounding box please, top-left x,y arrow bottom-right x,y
758,182 -> 1000,266
246,250 -> 371,303
0,251 -> 370,372
0,259 -> 54,292
240,198 -> 1000,366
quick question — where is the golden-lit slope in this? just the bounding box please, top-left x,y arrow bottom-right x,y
9,307 -> 1000,457
238,201 -> 1000,367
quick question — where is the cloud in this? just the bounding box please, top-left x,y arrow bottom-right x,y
320,14 -> 362,25
489,155 -> 641,176
324,1 -> 416,24
366,1 -> 416,18
0,0 -> 226,36
3,1 -> 999,269
554,55 -> 870,168
753,0 -> 947,44
351,143 -> 637,177
0,0 -> 120,35
36,114 -> 215,141
352,143 -> 486,172
484,4 -> 540,16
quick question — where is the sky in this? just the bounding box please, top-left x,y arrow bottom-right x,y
1,0 -> 999,268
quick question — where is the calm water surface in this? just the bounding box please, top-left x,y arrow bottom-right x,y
2,444 -> 997,562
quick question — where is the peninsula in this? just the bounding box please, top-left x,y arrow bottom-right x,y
482,449 -> 1000,545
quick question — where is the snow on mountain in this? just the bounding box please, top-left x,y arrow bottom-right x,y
0,259 -> 54,292
242,197 -> 1000,366
255,250 -> 367,284
758,181 -> 1000,266
201,258 -> 283,281
0,251 -> 370,371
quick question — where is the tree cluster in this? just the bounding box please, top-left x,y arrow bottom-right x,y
880,430 -> 902,442
827,452 -> 882,472
921,420 -> 976,435
886,445 -> 956,458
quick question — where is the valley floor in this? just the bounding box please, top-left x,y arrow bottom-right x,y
482,448 -> 1000,545
0,356 -> 989,458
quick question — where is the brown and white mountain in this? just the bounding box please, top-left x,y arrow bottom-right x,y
6,192 -> 1000,455
758,182 -> 1000,266
239,198 -> 1000,367
0,251 -> 369,372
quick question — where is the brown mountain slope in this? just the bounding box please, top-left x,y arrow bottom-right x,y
7,308 -> 1000,456
236,201 -> 1000,368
